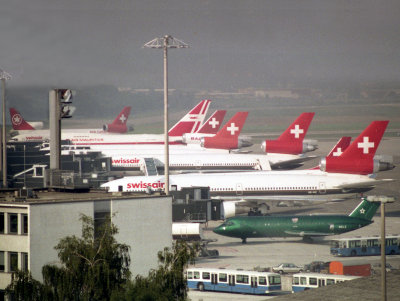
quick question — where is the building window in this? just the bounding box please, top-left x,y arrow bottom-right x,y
0,213 -> 4,233
0,251 -> 4,272
9,214 -> 18,234
22,214 -> 28,234
9,252 -> 18,272
21,253 -> 28,272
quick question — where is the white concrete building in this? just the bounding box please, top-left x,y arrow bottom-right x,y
0,192 -> 172,297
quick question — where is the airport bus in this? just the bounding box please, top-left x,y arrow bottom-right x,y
186,267 -> 281,295
330,235 -> 400,257
292,273 -> 361,293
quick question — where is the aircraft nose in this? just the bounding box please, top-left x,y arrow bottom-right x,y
213,224 -> 226,234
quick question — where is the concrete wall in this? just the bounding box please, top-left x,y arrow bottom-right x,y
112,196 -> 172,277
30,201 -> 92,281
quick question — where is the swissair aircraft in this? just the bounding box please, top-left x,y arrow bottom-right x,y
181,110 -> 227,145
260,112 -> 318,169
11,100 -> 211,144
10,106 -> 132,140
101,120 -> 394,217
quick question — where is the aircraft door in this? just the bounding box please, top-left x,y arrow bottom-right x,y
236,183 -> 243,196
195,160 -> 202,170
318,182 -> 326,194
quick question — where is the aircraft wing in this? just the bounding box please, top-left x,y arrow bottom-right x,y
284,230 -> 331,237
270,155 -> 318,169
336,178 -> 395,190
212,194 -> 355,204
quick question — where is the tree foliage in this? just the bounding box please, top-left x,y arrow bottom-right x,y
113,240 -> 198,301
6,214 -> 131,301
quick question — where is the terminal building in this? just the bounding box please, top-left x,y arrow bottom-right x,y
0,191 -> 172,297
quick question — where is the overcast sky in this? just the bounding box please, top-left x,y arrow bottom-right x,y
1,0 -> 400,90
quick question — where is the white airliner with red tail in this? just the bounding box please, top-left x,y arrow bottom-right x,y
10,106 -> 132,141
11,100 -> 210,144
102,121 -> 394,215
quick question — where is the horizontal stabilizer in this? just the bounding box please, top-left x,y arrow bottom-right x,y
336,178 -> 395,190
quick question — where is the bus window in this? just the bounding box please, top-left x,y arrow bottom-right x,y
219,273 -> 227,282
293,277 -> 299,285
269,275 -> 281,285
259,276 -> 267,286
327,279 -> 335,285
194,271 -> 200,279
300,277 -> 307,285
187,271 -> 193,279
349,240 -> 361,248
309,277 -> 317,285
236,274 -> 249,284
202,272 -> 210,280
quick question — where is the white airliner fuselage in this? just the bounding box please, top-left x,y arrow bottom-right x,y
101,169 -> 389,200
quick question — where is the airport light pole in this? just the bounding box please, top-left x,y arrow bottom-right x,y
0,69 -> 11,188
367,195 -> 395,301
143,35 -> 188,195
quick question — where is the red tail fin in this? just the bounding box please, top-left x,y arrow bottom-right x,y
262,112 -> 315,154
103,106 -> 132,133
320,121 -> 389,174
196,110 -> 226,134
326,137 -> 352,157
9,108 -> 35,130
201,112 -> 248,149
341,121 -> 388,160
168,100 -> 211,137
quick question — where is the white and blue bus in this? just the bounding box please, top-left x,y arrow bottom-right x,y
292,273 -> 361,293
186,267 -> 281,295
330,235 -> 400,257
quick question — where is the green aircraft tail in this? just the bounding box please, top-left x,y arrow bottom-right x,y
348,197 -> 380,220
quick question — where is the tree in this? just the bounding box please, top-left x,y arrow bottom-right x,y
113,240 -> 198,301
6,214 -> 131,301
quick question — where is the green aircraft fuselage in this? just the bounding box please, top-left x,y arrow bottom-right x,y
213,198 -> 380,243
213,215 -> 372,240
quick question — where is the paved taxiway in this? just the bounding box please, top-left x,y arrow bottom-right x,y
188,136 -> 400,301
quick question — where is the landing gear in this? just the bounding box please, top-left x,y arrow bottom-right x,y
302,236 -> 314,243
241,238 -> 247,244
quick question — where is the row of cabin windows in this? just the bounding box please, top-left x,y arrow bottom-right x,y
171,163 -> 257,166
210,187 -> 318,191
0,213 -> 28,235
0,251 -> 28,273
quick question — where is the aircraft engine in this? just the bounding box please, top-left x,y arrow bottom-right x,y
201,136 -> 252,150
319,155 -> 395,175
103,123 -> 128,133
261,139 -> 318,154
222,201 -> 248,219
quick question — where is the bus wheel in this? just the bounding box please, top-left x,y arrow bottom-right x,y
198,283 -> 205,291
351,250 -> 356,256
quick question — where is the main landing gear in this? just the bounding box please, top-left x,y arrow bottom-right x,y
241,238 -> 247,244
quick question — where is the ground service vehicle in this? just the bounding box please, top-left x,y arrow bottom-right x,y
330,234 -> 400,256
291,273 -> 361,293
186,267 -> 281,295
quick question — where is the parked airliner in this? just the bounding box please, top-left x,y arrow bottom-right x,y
101,121 -> 394,217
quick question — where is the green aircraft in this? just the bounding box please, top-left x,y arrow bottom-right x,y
213,198 -> 380,243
